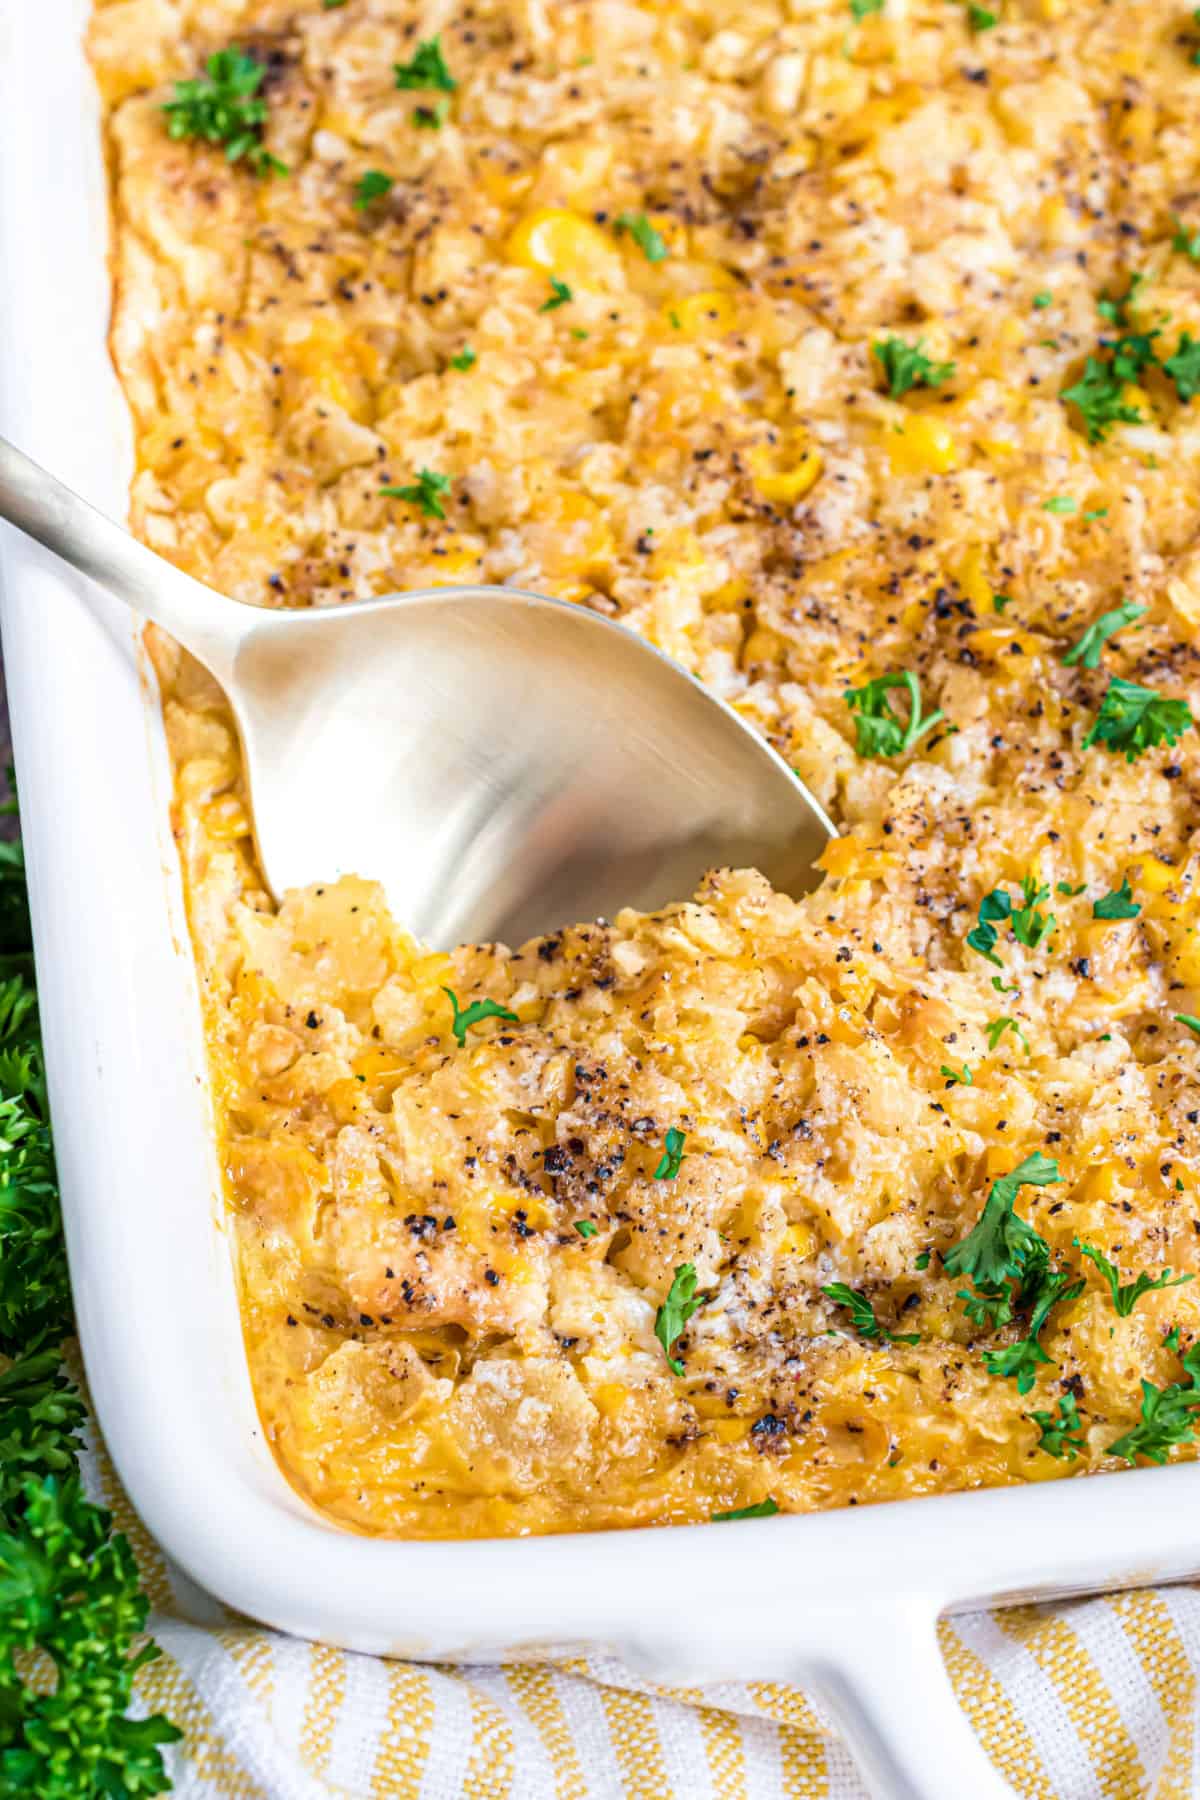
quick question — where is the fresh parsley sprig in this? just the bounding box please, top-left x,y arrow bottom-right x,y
381,467 -> 452,518
844,671 -> 944,758
982,1264 -> 1084,1394
822,1283 -> 920,1346
1083,676 -> 1194,762
656,1263 -> 703,1374
1092,878 -> 1140,921
872,336 -> 955,398
353,169 -> 393,210
163,48 -> 286,176
712,1497 -> 779,1521
1164,333 -> 1200,404
394,37 -> 456,92
441,986 -> 519,1046
1062,600 -> 1146,670
653,1127 -> 687,1181
1108,1340 -> 1200,1466
967,873 -> 1055,966
1074,1241 -> 1193,1317
1029,1392 -> 1085,1460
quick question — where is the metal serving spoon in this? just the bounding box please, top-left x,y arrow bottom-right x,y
0,435 -> 833,949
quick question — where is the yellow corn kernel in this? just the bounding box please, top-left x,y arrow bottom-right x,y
506,207 -> 621,289
665,290 -> 737,337
970,625 -> 1045,659
887,416 -> 958,476
977,435 -> 1018,461
1081,1163 -> 1119,1203
1170,931 -> 1200,987
593,1382 -> 628,1418
748,436 -> 824,504
741,625 -> 785,667
1135,857 -> 1178,895
956,548 -> 991,612
711,1418 -> 751,1444
780,1223 -> 817,1259
476,158 -> 532,207
998,316 -> 1025,349
705,574 -> 750,612
1039,194 -> 1070,244
324,1077 -> 374,1127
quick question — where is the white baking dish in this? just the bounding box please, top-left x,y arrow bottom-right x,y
2,9 -> 1197,1797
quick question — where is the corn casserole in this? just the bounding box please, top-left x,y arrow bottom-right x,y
89,0 -> 1200,1537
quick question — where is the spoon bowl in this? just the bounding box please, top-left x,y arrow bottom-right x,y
0,436 -> 834,948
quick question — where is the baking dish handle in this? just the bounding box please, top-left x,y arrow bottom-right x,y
800,1600 -> 1014,1800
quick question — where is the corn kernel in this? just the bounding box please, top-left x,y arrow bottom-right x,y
1135,857 -> 1177,895
780,1222 -> 817,1259
506,207 -> 622,289
593,1382 -> 628,1418
753,449 -> 823,504
711,1418 -> 750,1443
887,416 -> 958,476
665,290 -> 737,337
956,547 -> 991,612
1170,932 -> 1200,987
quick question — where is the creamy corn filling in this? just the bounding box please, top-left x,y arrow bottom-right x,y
91,0 -> 1200,1537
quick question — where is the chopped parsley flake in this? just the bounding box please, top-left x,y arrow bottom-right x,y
822,1283 -> 920,1345
394,37 -> 456,92
844,670 -> 944,759
1074,1240 -> 1193,1317
539,277 -> 573,312
1092,878 -> 1140,922
614,211 -> 669,262
653,1127 -> 687,1181
1062,600 -> 1146,669
849,0 -> 885,16
441,986 -> 518,1046
1164,333 -> 1200,403
1083,676 -> 1194,762
413,98 -> 450,129
1043,496 -> 1077,514
1176,1013 -> 1200,1036
573,1220 -> 599,1240
967,873 -> 1055,966
992,592 -> 1013,613
940,1063 -> 973,1088
915,1250 -> 932,1270
982,1265 -> 1084,1394
381,467 -> 452,518
944,1152 -> 1061,1326
1056,881 -> 1086,896
712,1497 -> 780,1521
1108,1341 -> 1200,1465
1033,291 -> 1053,309
1029,1393 -> 1085,1460
985,1016 -> 1030,1055
449,347 -> 477,371
163,48 -> 286,177
967,3 -> 997,27
353,169 -> 393,210
1061,352 -> 1146,442
1173,220 -> 1200,262
872,336 -> 956,399
656,1263 -> 702,1374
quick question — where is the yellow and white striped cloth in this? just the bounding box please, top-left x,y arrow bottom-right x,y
85,1408 -> 1200,1798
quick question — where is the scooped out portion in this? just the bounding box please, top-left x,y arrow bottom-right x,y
100,0 -> 1200,1535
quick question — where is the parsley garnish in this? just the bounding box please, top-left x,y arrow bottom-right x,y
163,48 -> 286,177
915,1250 -> 932,1270
822,1283 -> 920,1345
1092,878 -> 1140,921
394,37 -> 456,92
982,1265 -> 1084,1394
872,336 -> 956,399
1173,220 -> 1200,262
539,277 -> 573,312
653,1127 -> 687,1181
1060,355 -> 1143,442
849,0 -> 884,15
1108,1341 -> 1200,1465
944,1152 -> 1061,1307
1062,600 -> 1146,669
844,671 -> 944,758
1033,291 -> 1053,309
413,98 -> 450,129
1164,333 -> 1200,403
985,1016 -> 1029,1055
992,592 -> 1013,613
1057,881 -> 1086,896
323,0 -> 348,8
940,1063 -> 973,1088
381,467 -> 452,518
656,1263 -> 702,1374
441,986 -> 519,1046
573,1220 -> 598,1240
614,211 -> 669,263
1177,1013 -> 1200,1036
967,3 -> 997,27
967,874 -> 1054,966
1074,1240 -> 1193,1317
712,1498 -> 779,1521
1083,676 -> 1194,762
1043,496 -> 1077,514
449,347 -> 477,371
1029,1392 -> 1085,1460
1098,273 -> 1145,330
353,169 -> 393,210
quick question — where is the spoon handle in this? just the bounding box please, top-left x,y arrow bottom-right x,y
0,433 -> 240,678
